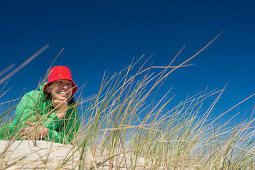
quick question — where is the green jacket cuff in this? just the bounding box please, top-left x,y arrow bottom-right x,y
47,129 -> 69,143
44,112 -> 61,130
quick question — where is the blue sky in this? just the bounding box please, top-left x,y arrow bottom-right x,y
0,0 -> 255,122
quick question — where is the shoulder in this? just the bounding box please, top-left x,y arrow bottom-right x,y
20,90 -> 44,103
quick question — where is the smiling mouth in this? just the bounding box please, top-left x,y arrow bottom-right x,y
58,92 -> 68,95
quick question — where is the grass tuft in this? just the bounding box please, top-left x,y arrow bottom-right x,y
1,40 -> 255,169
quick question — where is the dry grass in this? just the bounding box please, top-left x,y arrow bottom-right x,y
1,36 -> 255,169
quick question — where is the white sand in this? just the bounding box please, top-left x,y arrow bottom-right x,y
0,140 -> 161,169
0,140 -> 88,169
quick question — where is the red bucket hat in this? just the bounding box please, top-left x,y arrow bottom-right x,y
44,66 -> 77,94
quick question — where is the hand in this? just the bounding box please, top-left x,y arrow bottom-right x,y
20,123 -> 49,140
52,98 -> 68,119
52,98 -> 68,111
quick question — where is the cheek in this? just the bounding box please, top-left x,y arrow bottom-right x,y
68,92 -> 73,98
51,92 -> 58,99
50,88 -> 59,97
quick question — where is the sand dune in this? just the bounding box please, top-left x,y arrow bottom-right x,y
0,140 -> 165,169
0,140 -> 86,169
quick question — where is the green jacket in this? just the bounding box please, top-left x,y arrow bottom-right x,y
0,84 -> 80,144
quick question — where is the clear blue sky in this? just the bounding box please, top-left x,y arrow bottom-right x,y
0,0 -> 255,122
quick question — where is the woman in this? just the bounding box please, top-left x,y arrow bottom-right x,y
0,66 -> 80,144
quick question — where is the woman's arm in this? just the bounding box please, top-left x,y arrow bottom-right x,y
14,91 -> 80,143
45,109 -> 80,143
13,92 -> 41,128
54,107 -> 81,143
14,92 -> 61,129
20,107 -> 81,144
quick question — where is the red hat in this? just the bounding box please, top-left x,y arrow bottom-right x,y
44,66 -> 77,94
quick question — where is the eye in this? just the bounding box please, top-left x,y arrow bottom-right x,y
67,83 -> 72,87
57,81 -> 64,85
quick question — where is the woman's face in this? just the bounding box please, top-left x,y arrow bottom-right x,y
46,79 -> 73,101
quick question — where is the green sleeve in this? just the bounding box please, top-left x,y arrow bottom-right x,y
13,91 -> 80,144
13,92 -> 62,132
47,107 -> 81,144
47,129 -> 67,143
13,92 -> 41,128
43,112 -> 62,130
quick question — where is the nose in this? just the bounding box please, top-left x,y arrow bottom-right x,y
63,83 -> 72,91
63,84 -> 69,89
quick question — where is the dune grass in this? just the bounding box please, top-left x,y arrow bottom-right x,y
68,59 -> 255,169
0,43 -> 255,169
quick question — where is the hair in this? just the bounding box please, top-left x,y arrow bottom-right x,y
43,84 -> 76,105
